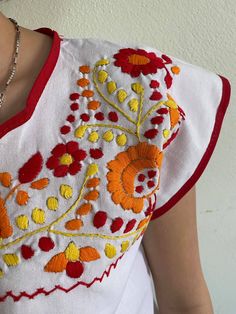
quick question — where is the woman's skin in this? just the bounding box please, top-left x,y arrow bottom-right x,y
0,10 -> 214,314
0,11 -> 53,125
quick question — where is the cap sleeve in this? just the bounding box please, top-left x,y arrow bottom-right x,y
146,52 -> 231,220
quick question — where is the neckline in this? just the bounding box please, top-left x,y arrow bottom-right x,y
0,27 -> 62,140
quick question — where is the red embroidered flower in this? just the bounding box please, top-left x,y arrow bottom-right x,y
46,141 -> 86,177
113,48 -> 165,77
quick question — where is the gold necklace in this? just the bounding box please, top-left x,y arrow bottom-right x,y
0,17 -> 21,109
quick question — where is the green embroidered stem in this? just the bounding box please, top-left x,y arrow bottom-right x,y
86,123 -> 137,137
92,65 -> 137,125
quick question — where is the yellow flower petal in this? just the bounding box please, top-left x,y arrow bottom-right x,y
46,196 -> 59,211
86,163 -> 99,177
60,184 -> 73,199
65,241 -> 80,262
3,253 -> 19,266
31,208 -> 45,224
15,215 -> 29,230
102,130 -> 114,142
104,243 -> 116,258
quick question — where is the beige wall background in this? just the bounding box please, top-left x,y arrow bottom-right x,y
1,0 -> 236,313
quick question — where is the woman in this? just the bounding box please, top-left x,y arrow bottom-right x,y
0,10 -> 231,314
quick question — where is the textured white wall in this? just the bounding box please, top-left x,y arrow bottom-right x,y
1,0 -> 236,313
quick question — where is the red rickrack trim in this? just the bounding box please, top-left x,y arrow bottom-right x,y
151,74 -> 231,220
0,254 -> 124,302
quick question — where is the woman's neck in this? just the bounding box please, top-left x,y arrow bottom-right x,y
0,12 -> 17,88
0,11 -> 53,90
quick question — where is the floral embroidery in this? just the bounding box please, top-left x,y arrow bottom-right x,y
0,44 -> 186,301
106,142 -> 163,213
46,141 -> 87,177
44,241 -> 100,278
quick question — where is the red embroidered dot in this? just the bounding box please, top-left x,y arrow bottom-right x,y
60,125 -> 71,134
66,261 -> 84,278
70,93 -> 80,100
148,170 -> 156,178
89,148 -> 104,159
135,185 -> 144,193
38,236 -> 55,252
108,111 -> 118,122
70,102 -> 79,111
123,219 -> 137,233
80,113 -> 90,122
150,80 -> 160,88
147,180 -> 155,188
138,174 -> 146,182
151,116 -> 164,125
67,114 -> 75,123
150,91 -> 162,101
144,129 -> 158,139
21,245 -> 34,260
94,112 -> 104,121
156,108 -> 168,114
110,217 -> 124,233
93,211 -> 107,228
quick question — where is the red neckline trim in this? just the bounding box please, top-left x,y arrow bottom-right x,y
151,74 -> 231,220
0,27 -> 62,140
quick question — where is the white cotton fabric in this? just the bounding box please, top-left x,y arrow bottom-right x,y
0,28 -> 231,314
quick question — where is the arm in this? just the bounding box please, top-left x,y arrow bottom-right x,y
142,185 -> 214,314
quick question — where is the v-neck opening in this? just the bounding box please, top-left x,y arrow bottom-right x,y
0,27 -> 62,140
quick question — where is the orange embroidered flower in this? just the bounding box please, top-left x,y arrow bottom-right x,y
46,141 -> 87,177
106,142 -> 163,213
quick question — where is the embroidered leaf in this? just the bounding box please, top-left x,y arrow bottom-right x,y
46,196 -> 59,211
65,219 -> 83,231
30,178 -> 49,190
16,190 -> 29,206
0,172 -> 12,187
86,177 -> 100,188
79,246 -> 100,262
18,152 -> 43,184
0,196 -> 13,238
83,190 -> 99,201
44,252 -> 68,272
86,163 -> 98,176
31,208 -> 45,224
15,215 -> 29,230
3,253 -> 19,266
76,203 -> 92,215
60,184 -> 73,199
121,241 -> 129,252
104,243 -> 117,259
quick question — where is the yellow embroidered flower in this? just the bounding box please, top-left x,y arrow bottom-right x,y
106,142 -> 163,213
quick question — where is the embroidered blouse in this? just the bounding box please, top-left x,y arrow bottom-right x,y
0,27 -> 231,314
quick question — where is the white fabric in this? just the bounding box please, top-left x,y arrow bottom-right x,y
0,28 -> 231,313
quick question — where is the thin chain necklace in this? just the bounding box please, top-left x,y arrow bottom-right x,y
0,17 -> 21,109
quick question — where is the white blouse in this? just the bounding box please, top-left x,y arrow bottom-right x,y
0,26 -> 231,313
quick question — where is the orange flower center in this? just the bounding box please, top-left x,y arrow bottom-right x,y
128,54 -> 150,65
59,153 -> 74,166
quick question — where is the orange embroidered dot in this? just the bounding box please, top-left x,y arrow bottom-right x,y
77,78 -> 90,87
79,65 -> 90,73
82,90 -> 94,98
